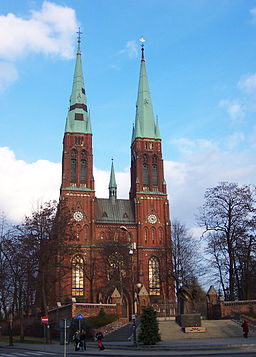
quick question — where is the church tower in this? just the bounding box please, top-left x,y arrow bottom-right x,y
130,40 -> 174,304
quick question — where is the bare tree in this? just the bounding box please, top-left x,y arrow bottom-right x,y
171,219 -> 202,295
197,182 -> 256,300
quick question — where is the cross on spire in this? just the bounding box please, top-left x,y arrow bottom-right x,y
77,27 -> 83,44
139,36 -> 146,61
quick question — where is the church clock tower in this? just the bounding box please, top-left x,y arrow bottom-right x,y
130,40 -> 174,303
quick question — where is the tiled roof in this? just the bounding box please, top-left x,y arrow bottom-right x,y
96,198 -> 135,224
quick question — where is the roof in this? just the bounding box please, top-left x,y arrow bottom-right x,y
96,198 -> 135,224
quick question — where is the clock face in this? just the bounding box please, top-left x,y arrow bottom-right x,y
73,211 -> 83,222
148,214 -> 157,224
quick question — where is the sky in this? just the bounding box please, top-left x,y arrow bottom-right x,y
0,0 -> 256,235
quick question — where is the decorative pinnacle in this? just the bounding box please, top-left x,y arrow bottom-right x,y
139,36 -> 146,61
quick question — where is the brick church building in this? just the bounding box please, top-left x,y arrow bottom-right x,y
53,36 -> 175,319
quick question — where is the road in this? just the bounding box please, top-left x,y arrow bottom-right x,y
0,347 -> 256,357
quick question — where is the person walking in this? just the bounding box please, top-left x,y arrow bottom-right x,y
80,329 -> 86,351
96,331 -> 105,350
73,330 -> 81,351
242,320 -> 249,338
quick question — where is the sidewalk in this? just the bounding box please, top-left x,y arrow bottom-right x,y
1,336 -> 256,356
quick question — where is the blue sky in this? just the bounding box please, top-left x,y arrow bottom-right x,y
0,0 -> 256,231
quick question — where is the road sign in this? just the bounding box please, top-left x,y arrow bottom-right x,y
41,316 -> 48,324
76,313 -> 83,320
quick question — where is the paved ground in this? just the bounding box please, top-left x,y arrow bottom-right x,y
159,319 -> 256,340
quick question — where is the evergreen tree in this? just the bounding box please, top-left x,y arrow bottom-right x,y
138,306 -> 161,345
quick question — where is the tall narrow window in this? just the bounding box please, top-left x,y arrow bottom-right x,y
152,156 -> 158,186
71,149 -> 77,183
144,228 -> 148,244
159,228 -> 162,244
148,256 -> 160,295
143,155 -> 148,185
72,256 -> 84,296
152,228 -> 155,244
81,150 -> 86,184
76,225 -> 80,240
85,226 -> 87,241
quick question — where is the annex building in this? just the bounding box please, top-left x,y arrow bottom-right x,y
53,36 -> 175,319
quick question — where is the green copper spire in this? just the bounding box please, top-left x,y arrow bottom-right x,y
109,158 -> 117,201
132,38 -> 161,142
65,29 -> 92,134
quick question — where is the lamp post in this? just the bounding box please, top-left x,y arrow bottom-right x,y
120,226 -> 137,346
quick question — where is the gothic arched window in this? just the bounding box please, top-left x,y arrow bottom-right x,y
81,150 -> 86,184
152,156 -> 158,186
76,225 -> 80,240
144,228 -> 148,244
143,155 -> 148,185
152,228 -> 155,244
71,149 -> 77,183
72,255 -> 84,296
159,228 -> 162,244
148,256 -> 160,295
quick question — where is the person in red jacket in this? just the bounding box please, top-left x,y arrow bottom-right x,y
242,320 -> 249,338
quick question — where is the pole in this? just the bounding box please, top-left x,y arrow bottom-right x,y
64,318 -> 66,357
131,251 -> 137,346
79,319 -> 81,332
43,324 -> 46,351
9,313 -> 13,346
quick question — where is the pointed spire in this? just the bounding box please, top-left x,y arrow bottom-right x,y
155,115 -> 161,139
109,158 -> 117,201
65,29 -> 91,134
132,37 -> 159,142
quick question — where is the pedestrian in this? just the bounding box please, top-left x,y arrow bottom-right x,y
80,329 -> 86,351
73,330 -> 81,351
242,320 -> 249,338
96,331 -> 105,350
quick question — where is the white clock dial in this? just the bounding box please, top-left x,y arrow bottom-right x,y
73,211 -> 83,221
148,214 -> 157,224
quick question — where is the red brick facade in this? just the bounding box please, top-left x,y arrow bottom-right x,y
53,44 -> 175,319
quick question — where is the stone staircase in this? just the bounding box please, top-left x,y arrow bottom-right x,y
97,317 -> 129,340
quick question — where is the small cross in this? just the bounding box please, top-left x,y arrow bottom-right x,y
77,27 -> 83,43
139,36 -> 146,48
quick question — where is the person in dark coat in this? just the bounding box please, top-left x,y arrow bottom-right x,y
80,329 -> 86,351
242,320 -> 249,338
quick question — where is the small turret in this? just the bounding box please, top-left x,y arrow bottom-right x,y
109,158 -> 117,203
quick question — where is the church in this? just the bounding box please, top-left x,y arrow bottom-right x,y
54,34 -> 175,319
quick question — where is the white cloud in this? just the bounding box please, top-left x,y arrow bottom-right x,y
119,40 -> 138,59
172,138 -> 218,155
0,1 -> 77,61
238,73 -> 256,94
0,62 -> 18,92
219,99 -> 244,120
0,147 -> 61,222
226,132 -> 245,149
0,1 -> 78,91
250,7 -> 256,21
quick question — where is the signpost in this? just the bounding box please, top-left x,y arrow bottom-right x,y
41,316 -> 48,348
76,313 -> 83,332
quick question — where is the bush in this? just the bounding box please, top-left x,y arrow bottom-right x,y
138,306 -> 161,345
81,308 -> 118,330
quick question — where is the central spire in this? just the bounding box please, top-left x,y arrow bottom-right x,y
132,37 -> 160,142
65,29 -> 92,134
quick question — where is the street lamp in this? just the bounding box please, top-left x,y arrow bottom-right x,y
120,226 -> 137,346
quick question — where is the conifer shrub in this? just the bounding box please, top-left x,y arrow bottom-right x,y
138,306 -> 161,345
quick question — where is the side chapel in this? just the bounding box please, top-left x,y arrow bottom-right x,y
54,35 -> 175,318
